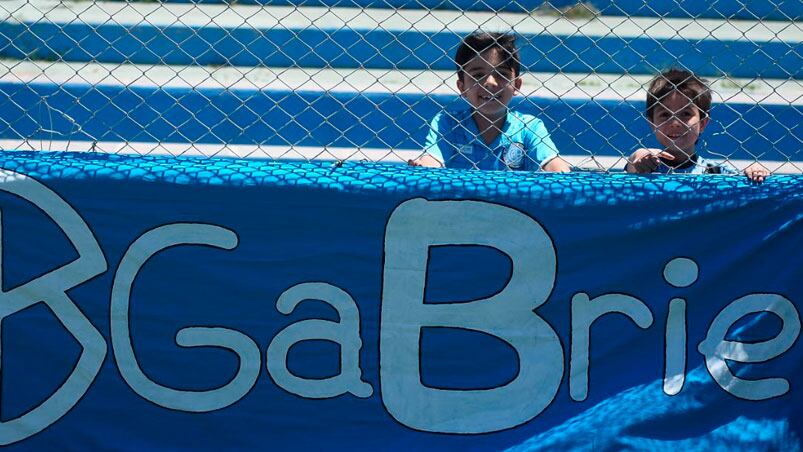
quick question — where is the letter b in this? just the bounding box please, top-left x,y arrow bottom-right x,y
380,199 -> 563,434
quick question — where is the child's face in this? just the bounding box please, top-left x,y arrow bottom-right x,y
650,91 -> 709,157
457,48 -> 521,121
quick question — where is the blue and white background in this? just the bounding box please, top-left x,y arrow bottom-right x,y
0,151 -> 800,449
0,0 -> 800,171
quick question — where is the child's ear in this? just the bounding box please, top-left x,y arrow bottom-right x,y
456,76 -> 465,95
699,116 -> 710,132
514,76 -> 522,92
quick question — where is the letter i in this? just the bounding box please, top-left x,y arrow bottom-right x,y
662,257 -> 699,396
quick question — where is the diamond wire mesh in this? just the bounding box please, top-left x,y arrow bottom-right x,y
0,0 -> 800,173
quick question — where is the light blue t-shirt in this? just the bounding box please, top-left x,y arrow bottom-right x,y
424,108 -> 559,171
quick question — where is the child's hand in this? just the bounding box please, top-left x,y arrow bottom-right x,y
744,163 -> 770,183
626,148 -> 675,173
408,154 -> 443,168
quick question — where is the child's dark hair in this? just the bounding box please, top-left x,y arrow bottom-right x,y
455,32 -> 521,81
646,68 -> 712,122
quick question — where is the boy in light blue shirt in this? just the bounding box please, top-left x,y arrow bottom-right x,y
411,32 -> 570,172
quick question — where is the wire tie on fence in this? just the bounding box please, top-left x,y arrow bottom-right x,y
330,159 -> 345,172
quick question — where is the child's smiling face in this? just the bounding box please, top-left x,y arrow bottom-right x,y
651,91 -> 709,158
457,48 -> 521,122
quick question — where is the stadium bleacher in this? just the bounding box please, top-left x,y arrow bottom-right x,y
0,0 -> 800,171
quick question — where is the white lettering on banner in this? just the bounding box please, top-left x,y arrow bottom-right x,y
380,199 -> 563,434
0,170 -> 107,445
699,294 -> 800,400
0,169 -> 799,444
664,298 -> 687,396
663,257 -> 697,396
570,293 -> 654,401
267,282 -> 373,398
110,224 -> 261,412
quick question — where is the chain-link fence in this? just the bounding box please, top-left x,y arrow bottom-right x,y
0,0 -> 800,173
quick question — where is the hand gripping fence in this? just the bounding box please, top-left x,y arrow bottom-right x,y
0,0 -> 800,173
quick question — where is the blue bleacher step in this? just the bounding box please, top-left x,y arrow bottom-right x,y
1,60 -> 799,164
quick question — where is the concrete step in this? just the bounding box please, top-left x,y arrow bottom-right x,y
1,60 -> 799,164
5,59 -> 798,104
136,0 -> 803,21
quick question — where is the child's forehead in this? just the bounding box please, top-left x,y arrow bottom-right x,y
655,91 -> 700,113
465,48 -> 506,68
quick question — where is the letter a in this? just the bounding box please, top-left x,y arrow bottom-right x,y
267,282 -> 372,399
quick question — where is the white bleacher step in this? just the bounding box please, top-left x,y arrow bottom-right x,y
3,0 -> 797,43
2,59 -> 800,172
3,59 -> 799,106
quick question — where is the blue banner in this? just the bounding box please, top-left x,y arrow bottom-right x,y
0,151 -> 801,450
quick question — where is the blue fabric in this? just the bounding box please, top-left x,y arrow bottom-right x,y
425,107 -> 559,170
0,151 -> 800,450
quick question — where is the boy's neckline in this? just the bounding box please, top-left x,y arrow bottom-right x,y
470,109 -> 510,146
660,152 -> 699,169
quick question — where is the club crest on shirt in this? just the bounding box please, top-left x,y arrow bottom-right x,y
457,144 -> 473,157
503,142 -> 525,169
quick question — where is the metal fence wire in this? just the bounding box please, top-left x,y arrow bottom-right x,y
0,0 -> 800,173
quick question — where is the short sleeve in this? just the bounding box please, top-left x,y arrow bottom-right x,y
424,113 -> 447,164
522,116 -> 559,167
